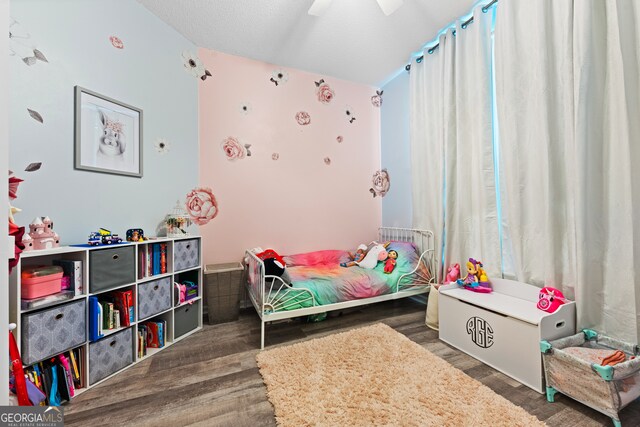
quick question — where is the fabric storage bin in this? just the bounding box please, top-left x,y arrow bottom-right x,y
205,263 -> 243,324
89,327 -> 133,385
21,265 -> 63,299
174,299 -> 200,339
89,246 -> 135,293
541,330 -> 640,427
21,299 -> 86,365
174,238 -> 200,272
138,277 -> 172,320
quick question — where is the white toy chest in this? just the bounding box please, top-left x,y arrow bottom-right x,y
438,278 -> 576,393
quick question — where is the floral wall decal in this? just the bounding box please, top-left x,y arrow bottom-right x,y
272,153 -> 279,161
371,90 -> 383,107
238,102 -> 252,115
109,36 -> 124,49
270,69 -> 289,86
182,51 -> 212,80
185,187 -> 218,225
345,106 -> 356,124
369,169 -> 390,198
315,79 -> 334,104
221,136 -> 251,160
24,162 -> 42,172
324,157 -> 331,165
27,108 -> 43,123
336,135 -> 343,143
154,138 -> 171,154
295,111 -> 311,126
10,18 -> 48,66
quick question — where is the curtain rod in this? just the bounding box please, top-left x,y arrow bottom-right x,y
405,0 -> 498,72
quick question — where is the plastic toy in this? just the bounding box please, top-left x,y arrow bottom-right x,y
21,216 -> 60,251
445,263 -> 461,283
126,228 -> 146,242
88,228 -> 123,246
457,258 -> 492,293
383,250 -> 398,274
537,287 -> 566,313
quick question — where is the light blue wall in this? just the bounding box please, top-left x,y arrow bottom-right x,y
381,71 -> 412,228
10,0 -> 199,244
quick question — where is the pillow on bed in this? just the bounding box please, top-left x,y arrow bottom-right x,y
284,250 -> 349,267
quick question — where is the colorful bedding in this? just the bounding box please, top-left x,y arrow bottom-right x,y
270,241 -> 429,312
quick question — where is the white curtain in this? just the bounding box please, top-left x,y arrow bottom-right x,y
410,6 -> 500,281
495,0 -> 640,342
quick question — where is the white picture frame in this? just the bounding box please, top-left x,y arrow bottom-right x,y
74,86 -> 143,177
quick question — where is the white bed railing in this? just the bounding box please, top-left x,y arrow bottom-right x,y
244,227 -> 436,348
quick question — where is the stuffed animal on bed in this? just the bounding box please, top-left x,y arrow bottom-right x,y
356,242 -> 389,269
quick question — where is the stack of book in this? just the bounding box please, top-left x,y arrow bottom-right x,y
137,319 -> 167,358
138,243 -> 168,279
23,347 -> 84,405
89,289 -> 135,341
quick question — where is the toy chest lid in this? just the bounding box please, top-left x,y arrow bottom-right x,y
21,265 -> 64,284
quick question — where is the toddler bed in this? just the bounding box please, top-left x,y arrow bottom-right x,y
245,227 -> 435,348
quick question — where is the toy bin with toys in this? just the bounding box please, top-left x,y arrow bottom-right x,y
21,265 -> 64,299
541,330 -> 640,427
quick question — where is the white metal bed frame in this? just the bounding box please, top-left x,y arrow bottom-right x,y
244,227 -> 436,349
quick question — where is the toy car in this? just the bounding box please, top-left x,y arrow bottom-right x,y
102,234 -> 122,245
88,232 -> 102,246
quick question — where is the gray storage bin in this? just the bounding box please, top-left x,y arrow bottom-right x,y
89,246 -> 135,293
89,327 -> 133,385
205,263 -> 243,324
21,299 -> 86,365
174,238 -> 200,272
174,299 -> 200,339
138,277 -> 172,320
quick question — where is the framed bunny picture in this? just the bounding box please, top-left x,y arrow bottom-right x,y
74,86 -> 143,177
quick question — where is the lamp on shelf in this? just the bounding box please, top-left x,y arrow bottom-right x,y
165,200 -> 192,238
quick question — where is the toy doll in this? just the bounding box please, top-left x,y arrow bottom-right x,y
341,244 -> 368,267
383,250 -> 398,274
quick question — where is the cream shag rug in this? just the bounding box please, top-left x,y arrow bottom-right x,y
256,323 -> 546,427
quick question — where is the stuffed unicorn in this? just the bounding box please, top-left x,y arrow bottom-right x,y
356,242 -> 389,269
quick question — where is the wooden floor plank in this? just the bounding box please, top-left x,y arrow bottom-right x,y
64,299 -> 636,426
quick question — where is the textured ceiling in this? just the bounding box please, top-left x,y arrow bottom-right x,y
137,0 -> 477,86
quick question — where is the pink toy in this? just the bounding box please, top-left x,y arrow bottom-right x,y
537,287 -> 566,313
21,216 -> 60,251
457,258 -> 492,293
175,282 -> 187,304
445,263 -> 461,283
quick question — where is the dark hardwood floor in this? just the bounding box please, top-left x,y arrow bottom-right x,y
64,299 -> 640,426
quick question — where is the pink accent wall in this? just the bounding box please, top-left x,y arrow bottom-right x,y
199,48 -> 381,264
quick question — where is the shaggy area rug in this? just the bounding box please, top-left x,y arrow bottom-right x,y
256,323 -> 546,427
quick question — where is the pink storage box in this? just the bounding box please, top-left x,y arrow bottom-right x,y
21,265 -> 63,299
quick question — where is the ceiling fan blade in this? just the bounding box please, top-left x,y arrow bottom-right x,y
308,0 -> 333,16
376,0 -> 403,15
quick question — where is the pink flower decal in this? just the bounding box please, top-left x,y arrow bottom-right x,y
371,90 -> 383,107
185,187 -> 218,225
315,79 -> 335,104
109,36 -> 124,49
336,135 -> 343,143
220,136 -> 247,161
369,169 -> 390,198
324,157 -> 331,165
295,111 -> 311,126
272,153 -> 279,161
